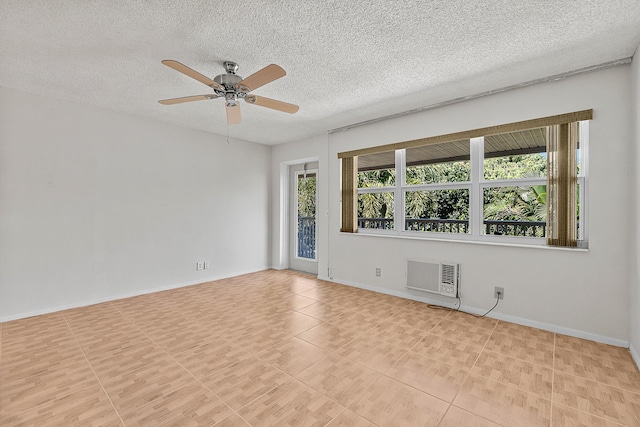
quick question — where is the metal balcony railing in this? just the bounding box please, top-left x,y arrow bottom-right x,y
358,217 -> 547,237
297,216 -> 316,259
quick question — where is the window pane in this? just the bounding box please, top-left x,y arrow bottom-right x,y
406,140 -> 470,184
358,152 -> 395,188
405,189 -> 469,233
484,128 -> 547,180
484,152 -> 547,180
483,186 -> 546,237
297,173 -> 316,259
577,182 -> 582,238
358,192 -> 394,229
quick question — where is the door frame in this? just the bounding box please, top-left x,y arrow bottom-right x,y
277,157 -> 319,271
290,165 -> 318,273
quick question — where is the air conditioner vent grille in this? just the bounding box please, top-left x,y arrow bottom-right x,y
441,264 -> 456,285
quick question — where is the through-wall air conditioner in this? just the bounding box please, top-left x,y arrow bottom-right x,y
406,259 -> 459,297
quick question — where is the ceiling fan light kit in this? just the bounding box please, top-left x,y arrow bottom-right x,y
159,60 -> 299,125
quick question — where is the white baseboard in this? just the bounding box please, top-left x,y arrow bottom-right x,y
0,266 -> 270,323
631,343 -> 640,370
324,276 -> 630,349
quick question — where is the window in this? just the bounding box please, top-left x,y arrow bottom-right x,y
404,140 -> 471,235
482,128 -> 548,239
339,110 -> 591,248
405,189 -> 470,233
357,151 -> 395,231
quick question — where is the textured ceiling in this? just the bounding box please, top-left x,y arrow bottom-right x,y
1,1 -> 640,145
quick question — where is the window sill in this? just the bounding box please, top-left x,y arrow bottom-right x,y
339,230 -> 589,252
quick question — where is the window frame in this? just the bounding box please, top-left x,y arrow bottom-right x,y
353,121 -> 589,248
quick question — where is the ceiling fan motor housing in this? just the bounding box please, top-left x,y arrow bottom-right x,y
214,72 -> 242,89
214,62 -> 246,104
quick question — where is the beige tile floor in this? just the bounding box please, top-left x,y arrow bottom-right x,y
1,269 -> 639,426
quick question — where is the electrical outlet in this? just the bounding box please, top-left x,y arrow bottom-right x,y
204,261 -> 210,270
196,262 -> 204,271
375,268 -> 381,277
494,286 -> 504,299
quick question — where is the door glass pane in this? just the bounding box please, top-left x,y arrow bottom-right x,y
297,173 -> 316,259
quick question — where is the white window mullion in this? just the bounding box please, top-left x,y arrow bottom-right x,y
358,187 -> 396,194
580,120 -> 588,243
396,149 -> 406,233
403,182 -> 471,191
470,137 -> 484,238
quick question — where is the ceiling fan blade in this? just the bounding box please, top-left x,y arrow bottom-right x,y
158,95 -> 217,105
245,95 -> 299,114
236,64 -> 285,92
161,60 -> 222,89
226,104 -> 242,125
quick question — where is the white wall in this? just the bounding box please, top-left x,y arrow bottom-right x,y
631,53 -> 640,363
273,65 -> 633,345
0,86 -> 271,321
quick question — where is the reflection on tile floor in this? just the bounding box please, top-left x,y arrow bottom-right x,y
1,269 -> 638,426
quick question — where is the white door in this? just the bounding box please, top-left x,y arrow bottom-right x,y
289,163 -> 318,274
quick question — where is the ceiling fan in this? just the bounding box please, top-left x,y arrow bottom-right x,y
159,60 -> 299,124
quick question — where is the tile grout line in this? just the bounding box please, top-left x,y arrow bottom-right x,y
474,344 -> 554,370
479,322 -> 557,425
109,301 -> 254,426
5,270 -> 635,426
445,318 -> 500,421
552,403 -> 628,427
553,341 -> 640,395
61,312 -> 127,427
424,311 -> 633,425
3,277 -> 410,424
119,282 -> 354,423
336,314 -> 452,426
556,342 -> 639,372
233,372 -> 348,426
456,350 -> 555,406
227,334 -> 357,425
283,319 -> 395,426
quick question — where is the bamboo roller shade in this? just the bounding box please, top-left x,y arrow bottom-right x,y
337,109 -> 593,159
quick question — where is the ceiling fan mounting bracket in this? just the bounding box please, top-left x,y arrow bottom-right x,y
223,61 -> 239,74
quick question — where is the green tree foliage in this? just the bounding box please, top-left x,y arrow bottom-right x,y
355,154 -> 548,222
298,153 -> 551,224
406,161 -> 471,185
482,154 -> 547,222
358,169 -> 396,187
297,175 -> 316,217
405,161 -> 471,220
483,154 -> 546,180
358,169 -> 395,219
